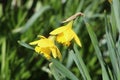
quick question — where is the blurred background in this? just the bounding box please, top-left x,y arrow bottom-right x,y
0,0 -> 111,80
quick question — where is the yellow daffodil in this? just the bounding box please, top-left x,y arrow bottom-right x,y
29,35 -> 62,60
50,21 -> 82,47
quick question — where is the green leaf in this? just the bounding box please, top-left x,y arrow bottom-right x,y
69,49 -> 91,80
49,63 -> 61,80
84,19 -> 103,64
18,41 -> 34,50
1,37 -> 6,80
112,0 -> 120,32
105,15 -> 120,79
101,64 -> 110,80
116,39 -> 120,62
51,59 -> 79,80
107,67 -> 114,80
66,52 -> 74,69
84,18 -> 109,80
13,5 -> 51,33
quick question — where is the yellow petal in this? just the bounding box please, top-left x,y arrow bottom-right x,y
40,47 -> 52,60
65,20 -> 73,28
56,29 -> 74,46
48,36 -> 55,42
29,35 -> 47,45
35,46 -> 41,53
56,33 -> 66,43
56,47 -> 62,60
50,21 -> 73,35
56,35 -> 71,46
64,29 -> 74,41
44,53 -> 51,60
73,32 -> 82,47
37,35 -> 46,39
40,47 -> 51,55
37,39 -> 54,47
29,40 -> 41,45
63,41 -> 71,46
50,26 -> 68,35
50,47 -> 57,58
35,46 -> 51,59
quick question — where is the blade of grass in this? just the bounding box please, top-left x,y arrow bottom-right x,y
18,41 -> 34,50
13,5 -> 50,33
51,59 -> 79,80
116,38 -> 120,64
69,49 -> 91,80
101,64 -> 110,80
1,37 -> 6,80
66,51 -> 74,69
108,67 -> 114,80
84,20 -> 103,64
112,0 -> 120,32
105,16 -> 120,79
110,8 -> 117,40
76,0 -> 84,12
84,18 -> 109,80
49,63 -> 61,80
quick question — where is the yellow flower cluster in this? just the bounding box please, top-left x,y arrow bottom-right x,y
30,20 -> 82,60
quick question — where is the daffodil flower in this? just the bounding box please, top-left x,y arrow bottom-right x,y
50,21 -> 82,47
29,35 -> 62,60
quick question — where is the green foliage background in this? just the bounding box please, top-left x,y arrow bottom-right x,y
0,0 -> 120,80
